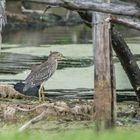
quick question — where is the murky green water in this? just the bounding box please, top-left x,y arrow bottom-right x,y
0,41 -> 140,99
2,25 -> 91,45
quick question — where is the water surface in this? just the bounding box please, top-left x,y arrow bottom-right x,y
0,42 -> 140,99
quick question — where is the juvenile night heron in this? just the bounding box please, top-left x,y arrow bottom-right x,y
23,51 -> 64,102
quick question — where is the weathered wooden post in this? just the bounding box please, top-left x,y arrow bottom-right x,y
0,0 -> 6,51
92,0 -> 116,130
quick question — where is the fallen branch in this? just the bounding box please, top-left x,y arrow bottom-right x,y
112,30 -> 140,104
17,103 -> 49,112
21,6 -> 51,15
78,11 -> 140,31
21,6 -> 44,14
111,16 -> 140,31
17,107 -> 36,112
23,0 -> 140,18
63,0 -> 140,17
18,111 -> 47,132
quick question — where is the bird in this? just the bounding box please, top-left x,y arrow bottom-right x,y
23,51 -> 64,102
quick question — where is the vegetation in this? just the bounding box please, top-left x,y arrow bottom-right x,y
1,126 -> 140,140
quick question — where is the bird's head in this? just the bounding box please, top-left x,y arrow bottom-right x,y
49,51 -> 65,60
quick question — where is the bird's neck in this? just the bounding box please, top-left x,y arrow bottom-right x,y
47,57 -> 58,62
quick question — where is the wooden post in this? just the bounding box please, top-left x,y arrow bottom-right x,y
92,0 -> 116,130
0,0 -> 6,51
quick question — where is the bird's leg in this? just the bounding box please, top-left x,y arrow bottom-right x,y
41,85 -> 45,102
38,84 -> 42,102
38,83 -> 45,102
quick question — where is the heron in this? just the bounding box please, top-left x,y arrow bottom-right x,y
23,51 -> 64,102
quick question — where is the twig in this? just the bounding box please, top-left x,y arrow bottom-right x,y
21,6 -> 45,14
17,107 -> 36,112
111,16 -> 140,31
18,111 -> 47,132
17,103 -> 53,112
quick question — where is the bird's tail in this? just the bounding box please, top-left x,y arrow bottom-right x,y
23,84 -> 30,92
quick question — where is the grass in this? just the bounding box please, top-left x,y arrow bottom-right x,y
1,126 -> 140,140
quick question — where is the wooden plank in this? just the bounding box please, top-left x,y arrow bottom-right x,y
92,0 -> 116,130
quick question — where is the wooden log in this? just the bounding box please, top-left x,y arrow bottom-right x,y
23,0 -> 140,18
78,11 -> 140,31
12,0 -> 140,9
110,16 -> 140,31
62,0 -> 140,18
112,30 -> 140,105
93,0 -> 115,130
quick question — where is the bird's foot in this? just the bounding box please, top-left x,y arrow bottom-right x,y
39,92 -> 45,103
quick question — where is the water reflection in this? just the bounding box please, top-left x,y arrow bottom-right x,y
2,25 -> 91,45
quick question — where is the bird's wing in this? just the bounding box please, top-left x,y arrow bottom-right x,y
25,64 -> 40,82
33,61 -> 57,85
25,61 -> 57,87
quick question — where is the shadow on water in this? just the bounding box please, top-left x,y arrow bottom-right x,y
1,52 -> 140,74
44,88 -> 137,102
0,52 -> 93,74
